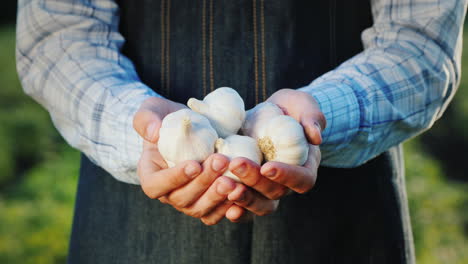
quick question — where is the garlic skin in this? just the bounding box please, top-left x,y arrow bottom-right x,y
187,87 -> 246,138
158,109 -> 218,167
256,115 -> 309,166
215,135 -> 263,182
241,102 -> 283,140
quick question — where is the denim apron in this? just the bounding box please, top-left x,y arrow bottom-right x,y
68,1 -> 416,263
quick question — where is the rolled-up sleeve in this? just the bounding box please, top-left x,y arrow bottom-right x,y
300,0 -> 467,167
16,0 -> 161,184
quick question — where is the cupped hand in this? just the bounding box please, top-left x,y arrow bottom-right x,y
268,88 -> 326,144
225,89 -> 325,221
134,97 -> 238,225
225,144 -> 320,222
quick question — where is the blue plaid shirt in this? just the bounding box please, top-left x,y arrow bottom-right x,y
16,0 -> 467,184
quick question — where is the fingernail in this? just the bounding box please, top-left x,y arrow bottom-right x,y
184,164 -> 199,178
265,169 -> 277,178
233,164 -> 246,176
314,122 -> 323,143
212,158 -> 226,172
314,122 -> 321,131
146,122 -> 158,141
217,179 -> 235,195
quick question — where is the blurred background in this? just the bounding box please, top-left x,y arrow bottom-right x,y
1,2 -> 468,264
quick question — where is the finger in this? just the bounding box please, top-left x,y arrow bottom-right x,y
137,145 -> 164,177
166,154 -> 229,208
184,176 -> 236,218
133,108 -> 163,143
260,161 -> 316,194
200,201 -> 233,226
300,115 -> 324,145
266,89 -> 326,145
133,97 -> 184,143
226,205 -> 254,223
139,160 -> 202,199
229,157 -> 289,200
227,183 -> 279,216
304,145 -> 321,171
138,142 -> 169,176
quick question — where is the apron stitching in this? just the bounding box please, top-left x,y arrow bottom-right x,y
252,0 -> 259,104
160,0 -> 166,94
202,0 -> 207,96
166,0 -> 171,96
329,0 -> 337,68
260,0 -> 266,101
209,0 -> 215,92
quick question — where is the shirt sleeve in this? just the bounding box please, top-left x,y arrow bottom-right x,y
16,0 -> 161,184
300,0 -> 467,167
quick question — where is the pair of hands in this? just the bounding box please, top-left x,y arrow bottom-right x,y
133,89 -> 326,225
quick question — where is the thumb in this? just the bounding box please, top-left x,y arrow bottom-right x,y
133,108 -> 164,143
300,113 -> 326,145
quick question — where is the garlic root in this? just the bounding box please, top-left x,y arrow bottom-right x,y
256,115 -> 309,166
258,137 -> 276,161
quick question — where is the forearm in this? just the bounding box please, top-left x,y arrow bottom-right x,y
300,0 -> 467,167
16,0 -> 160,184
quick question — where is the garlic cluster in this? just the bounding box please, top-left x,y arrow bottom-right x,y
242,103 -> 309,166
158,109 -> 218,167
215,135 -> 263,182
158,87 -> 309,171
187,87 -> 246,138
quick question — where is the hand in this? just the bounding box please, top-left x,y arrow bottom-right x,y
225,89 -> 325,221
133,97 -> 237,225
225,145 -> 320,222
261,89 -> 324,193
267,88 -> 326,144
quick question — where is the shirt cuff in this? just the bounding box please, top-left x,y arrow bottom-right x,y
299,82 -> 361,163
112,86 -> 161,185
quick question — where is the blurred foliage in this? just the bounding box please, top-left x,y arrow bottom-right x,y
0,24 -> 79,264
405,141 -> 468,264
0,21 -> 468,264
0,25 -> 64,187
0,148 -> 79,264
419,22 -> 468,182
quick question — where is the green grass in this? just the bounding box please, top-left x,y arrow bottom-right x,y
405,140 -> 468,264
0,22 -> 468,263
0,148 -> 79,264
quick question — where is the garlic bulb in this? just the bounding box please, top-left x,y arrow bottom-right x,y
187,87 -> 246,138
215,135 -> 263,182
158,109 -> 218,167
241,102 -> 283,139
256,115 -> 309,166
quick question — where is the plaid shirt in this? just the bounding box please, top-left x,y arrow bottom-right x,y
16,0 -> 467,184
